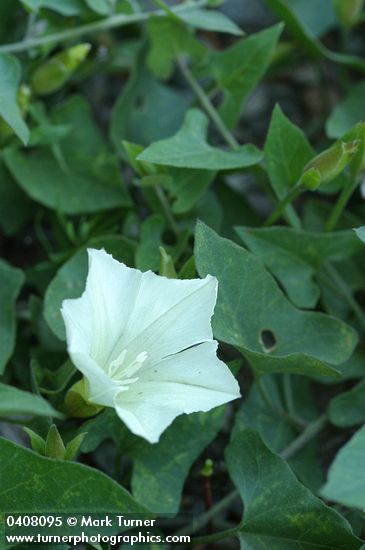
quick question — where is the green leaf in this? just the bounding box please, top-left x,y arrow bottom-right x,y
0,160 -> 34,236
147,16 -> 207,80
135,215 -> 165,271
20,0 -> 84,16
44,235 -> 135,340
264,104 -> 314,227
202,24 -> 283,128
326,81 -> 365,139
0,259 -> 24,374
264,0 -> 365,73
321,425 -> 365,510
178,9 -> 243,35
233,376 -> 324,492
0,383 -> 61,418
0,437 -> 147,531
194,222 -> 357,378
138,109 -> 262,170
110,57 -> 189,154
32,358 -> 75,395
0,54 -> 29,145
80,409 -> 128,453
164,168 -> 215,214
226,430 -> 361,549
3,96 -> 130,214
84,0 -> 110,15
235,226 -> 362,308
328,380 -> 365,426
130,407 -> 225,514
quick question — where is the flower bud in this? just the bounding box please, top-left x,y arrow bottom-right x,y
299,167 -> 322,190
65,378 -> 103,418
340,122 -> 365,176
302,139 -> 360,186
332,0 -> 364,26
31,43 -> 91,96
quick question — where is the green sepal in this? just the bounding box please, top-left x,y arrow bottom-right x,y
64,432 -> 87,461
31,44 -> 91,96
23,427 -> 46,456
65,378 -> 104,419
45,424 -> 66,459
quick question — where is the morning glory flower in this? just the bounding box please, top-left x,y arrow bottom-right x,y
61,249 -> 240,443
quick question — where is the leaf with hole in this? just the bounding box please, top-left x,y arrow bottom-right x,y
194,222 -> 357,378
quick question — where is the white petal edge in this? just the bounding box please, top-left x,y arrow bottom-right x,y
113,341 -> 240,443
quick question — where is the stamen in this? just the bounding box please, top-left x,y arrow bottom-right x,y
108,349 -> 127,376
108,350 -> 148,384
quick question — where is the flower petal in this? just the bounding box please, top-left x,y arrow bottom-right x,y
114,341 -> 240,443
62,248 -> 218,370
117,269 -> 217,365
62,248 -> 144,367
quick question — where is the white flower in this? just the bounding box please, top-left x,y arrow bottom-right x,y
61,249 -> 240,443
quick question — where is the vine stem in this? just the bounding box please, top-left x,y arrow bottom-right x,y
154,184 -> 179,236
0,0 -> 208,54
263,183 -> 302,227
181,414 -> 327,541
177,57 -> 240,151
256,375 -> 306,429
324,177 -> 360,232
323,261 -> 365,331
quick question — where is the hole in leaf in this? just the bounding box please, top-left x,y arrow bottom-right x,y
135,95 -> 145,109
259,329 -> 277,353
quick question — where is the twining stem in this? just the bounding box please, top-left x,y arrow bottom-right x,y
177,57 -> 240,151
280,414 -> 327,460
154,184 -> 179,236
189,414 -> 327,544
256,375 -> 307,429
263,183 -> 302,227
323,261 -> 365,331
324,177 -> 360,231
0,0 -> 208,54
283,373 -> 296,418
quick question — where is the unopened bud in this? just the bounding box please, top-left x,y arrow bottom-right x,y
31,44 -> 91,95
303,139 -> 360,186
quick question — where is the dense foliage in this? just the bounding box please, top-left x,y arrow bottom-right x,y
1,0 -> 365,548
